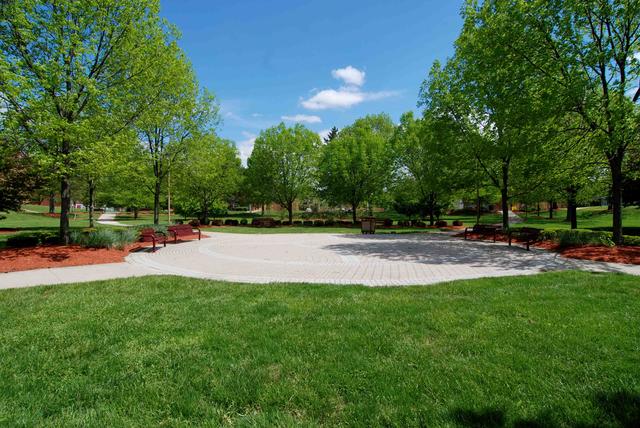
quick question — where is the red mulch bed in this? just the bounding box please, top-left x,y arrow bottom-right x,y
0,244 -> 146,273
458,233 -> 640,265
535,241 -> 640,265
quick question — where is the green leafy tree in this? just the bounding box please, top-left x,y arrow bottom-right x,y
174,136 -> 242,224
246,123 -> 320,223
135,48 -> 219,225
392,112 -> 471,225
317,114 -> 395,223
421,22 -> 559,229
0,0 -> 176,242
466,0 -> 640,243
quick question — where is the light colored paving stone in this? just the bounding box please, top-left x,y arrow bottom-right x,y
125,232 -> 640,286
0,262 -> 161,290
2,232 -> 639,290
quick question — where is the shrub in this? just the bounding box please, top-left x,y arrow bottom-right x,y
281,220 -> 291,226
293,220 -> 302,225
314,220 -> 325,227
540,229 -> 614,248
274,220 -> 282,226
623,235 -> 640,246
189,219 -> 201,227
397,220 -> 411,227
383,218 -> 393,227
303,220 -> 314,226
240,219 -> 248,225
7,234 -> 40,248
224,219 -> 238,226
453,220 -> 463,226
70,228 -> 138,250
33,231 -> 61,245
415,221 -> 426,228
324,219 -> 336,227
210,219 -> 223,226
435,220 -> 448,227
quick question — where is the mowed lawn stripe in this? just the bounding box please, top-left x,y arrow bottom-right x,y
0,271 -> 638,426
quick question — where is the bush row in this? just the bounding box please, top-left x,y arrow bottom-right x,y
69,228 -> 138,250
7,232 -> 60,248
538,229 -> 640,248
198,218 -> 463,228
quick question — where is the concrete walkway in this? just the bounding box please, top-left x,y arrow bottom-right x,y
97,212 -> 131,227
2,232 -> 639,290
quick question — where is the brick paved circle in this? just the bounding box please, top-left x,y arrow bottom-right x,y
125,232 -> 640,286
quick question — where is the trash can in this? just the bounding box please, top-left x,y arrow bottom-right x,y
361,217 -> 376,234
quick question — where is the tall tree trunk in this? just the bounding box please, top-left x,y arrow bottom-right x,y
500,162 -> 509,230
261,204 -> 265,216
428,193 -> 435,226
548,200 -> 554,219
609,153 -> 624,245
536,202 -> 540,217
134,207 -> 139,220
153,179 -> 161,225
202,203 -> 209,225
60,176 -> 71,244
287,201 -> 293,224
88,179 -> 95,228
476,188 -> 481,225
48,192 -> 55,214
352,202 -> 358,224
565,185 -> 578,229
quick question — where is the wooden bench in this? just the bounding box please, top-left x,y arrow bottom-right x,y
139,228 -> 166,252
167,224 -> 201,243
464,224 -> 501,242
252,217 -> 277,228
508,227 -> 542,251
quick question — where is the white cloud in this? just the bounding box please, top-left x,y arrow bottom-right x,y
332,66 -> 365,87
300,66 -> 399,110
301,88 -> 398,110
281,114 -> 322,124
236,131 -> 257,166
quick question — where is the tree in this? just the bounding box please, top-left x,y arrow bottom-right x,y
317,114 -> 395,223
392,112 -> 469,225
0,139 -> 39,217
246,123 -> 320,223
421,16 -> 559,230
468,0 -> 640,243
174,135 -> 242,224
0,0 -> 175,242
136,49 -> 218,224
323,126 -> 339,143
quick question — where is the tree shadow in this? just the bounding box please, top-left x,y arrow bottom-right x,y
323,234 -> 627,274
448,390 -> 640,427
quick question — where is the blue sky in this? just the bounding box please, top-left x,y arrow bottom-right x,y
160,0 -> 464,163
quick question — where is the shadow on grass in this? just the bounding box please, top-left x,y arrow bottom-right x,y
449,391 -> 640,427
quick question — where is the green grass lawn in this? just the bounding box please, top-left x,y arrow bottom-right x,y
0,272 -> 638,426
515,206 -> 640,235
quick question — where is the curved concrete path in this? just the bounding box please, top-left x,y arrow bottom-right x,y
97,212 -> 131,227
2,232 -> 639,289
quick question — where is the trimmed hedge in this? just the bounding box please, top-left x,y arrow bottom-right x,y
540,229 -> 614,248
7,232 -> 60,248
7,234 -> 40,248
435,220 -> 448,227
453,220 -> 464,227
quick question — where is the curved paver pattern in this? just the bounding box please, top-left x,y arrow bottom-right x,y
125,232 -> 640,286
